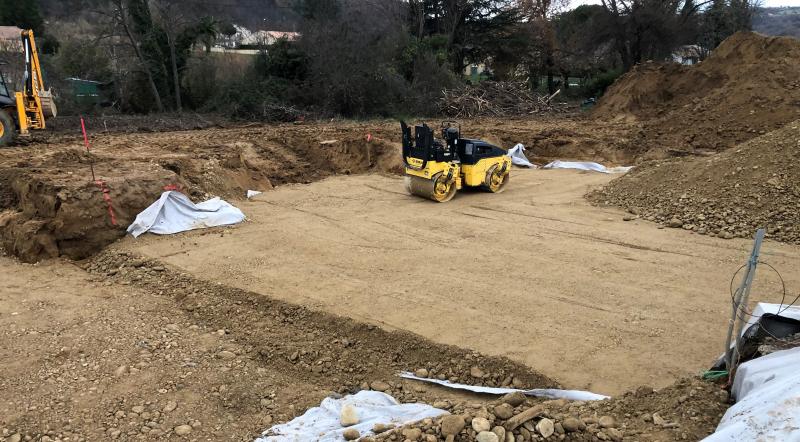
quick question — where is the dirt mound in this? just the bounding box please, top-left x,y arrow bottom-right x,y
594,32 -> 800,156
371,377 -> 728,442
590,120 -> 800,243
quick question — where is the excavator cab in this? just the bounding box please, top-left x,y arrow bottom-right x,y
0,29 -> 56,147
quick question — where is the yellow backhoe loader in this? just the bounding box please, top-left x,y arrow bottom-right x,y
0,29 -> 56,147
401,121 -> 510,202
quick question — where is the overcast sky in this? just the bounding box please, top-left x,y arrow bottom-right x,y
568,0 -> 800,8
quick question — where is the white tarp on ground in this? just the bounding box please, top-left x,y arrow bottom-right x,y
702,346 -> 800,442
744,303 -> 800,332
400,372 -> 610,401
127,191 -> 245,238
254,391 -> 447,442
507,144 -> 536,168
543,160 -> 632,174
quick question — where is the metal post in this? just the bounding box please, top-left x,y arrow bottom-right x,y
724,229 -> 765,372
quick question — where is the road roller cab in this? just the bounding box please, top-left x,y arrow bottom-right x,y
401,121 -> 511,202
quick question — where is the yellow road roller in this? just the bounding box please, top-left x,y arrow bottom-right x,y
401,121 -> 510,202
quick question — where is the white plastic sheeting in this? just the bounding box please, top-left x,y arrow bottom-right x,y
702,346 -> 800,442
543,160 -> 632,174
744,303 -> 800,332
247,190 -> 263,199
400,372 -> 610,401
254,391 -> 447,442
127,191 -> 245,238
507,144 -> 536,168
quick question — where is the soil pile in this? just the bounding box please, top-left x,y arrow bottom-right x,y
368,377 -> 728,442
594,32 -> 800,156
590,120 -> 800,243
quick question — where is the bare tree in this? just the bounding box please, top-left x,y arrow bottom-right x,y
149,0 -> 187,112
109,0 -> 164,112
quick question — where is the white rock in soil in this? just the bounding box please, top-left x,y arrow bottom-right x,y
340,404 -> 359,427
174,425 -> 192,436
536,418 -> 555,437
476,431 -> 499,442
471,417 -> 491,432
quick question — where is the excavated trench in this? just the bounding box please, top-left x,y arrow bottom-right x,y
0,125 -> 403,262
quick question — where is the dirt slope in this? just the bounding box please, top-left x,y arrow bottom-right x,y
594,32 -> 800,156
0,245 -> 731,442
591,120 -> 800,243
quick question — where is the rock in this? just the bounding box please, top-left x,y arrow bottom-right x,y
402,428 -> 422,441
491,425 -> 506,441
173,425 -> 192,436
440,415 -> 466,435
561,417 -> 585,432
599,415 -> 615,428
554,422 -> 565,434
370,381 -> 390,392
7,434 -> 21,442
472,417 -> 491,432
652,413 -> 666,426
340,404 -> 359,426
218,350 -> 236,360
536,418 -> 554,437
163,401 -> 178,413
470,366 -> 485,378
114,365 -> 128,376
131,405 -> 145,414
501,392 -> 526,407
476,431 -> 499,442
343,428 -> 360,440
414,368 -> 429,378
493,403 -> 514,420
668,218 -> 684,228
607,428 -> 624,441
623,215 -> 635,221
372,423 -> 394,433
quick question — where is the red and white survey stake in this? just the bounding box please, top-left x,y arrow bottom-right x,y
81,117 -> 118,226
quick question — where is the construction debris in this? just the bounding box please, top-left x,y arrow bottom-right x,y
439,82 -> 571,118
366,377 -> 728,442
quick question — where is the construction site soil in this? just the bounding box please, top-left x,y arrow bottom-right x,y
0,117 -> 634,263
591,120 -> 800,243
594,32 -> 800,158
4,30 -> 800,441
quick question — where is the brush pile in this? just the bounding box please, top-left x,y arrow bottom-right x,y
439,81 -> 569,118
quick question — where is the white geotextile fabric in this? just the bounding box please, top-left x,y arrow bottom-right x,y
703,346 -> 800,442
400,372 -> 609,401
507,144 -> 536,168
744,303 -> 800,333
543,160 -> 632,174
127,191 -> 245,238
254,391 -> 447,442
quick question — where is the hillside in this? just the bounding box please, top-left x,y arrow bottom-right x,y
38,0 -> 300,30
754,7 -> 800,39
